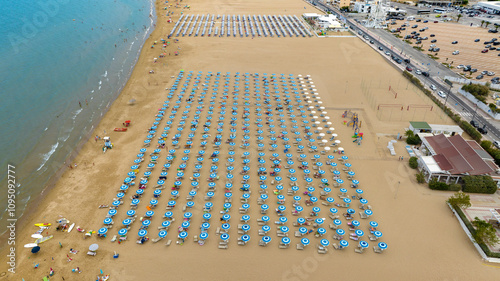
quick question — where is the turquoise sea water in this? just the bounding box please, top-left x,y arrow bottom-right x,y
0,0 -> 155,232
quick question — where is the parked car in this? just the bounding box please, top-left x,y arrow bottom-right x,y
493,140 -> 500,149
416,19 -> 421,22
431,39 -> 437,43
457,65 -> 465,69
474,38 -> 480,42
476,74 -> 484,79
490,46 -> 496,50
412,25 -> 418,28
487,71 -> 495,76
489,29 -> 499,33
470,120 -> 478,128
430,84 -> 437,90
422,72 -> 430,77
471,69 -> 478,73
482,49 -> 489,53
452,50 -> 459,55
378,46 -> 383,51
494,42 -> 500,46
415,40 -> 422,44
478,127 -> 488,135
422,36 -> 428,40
369,40 -> 374,44
437,91 -> 446,98
430,34 -> 435,37
423,20 -> 429,23
385,51 -> 391,56
452,41 -> 458,44
434,21 -> 438,23
415,69 -> 422,75
485,44 -> 491,48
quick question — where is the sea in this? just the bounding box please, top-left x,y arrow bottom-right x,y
0,0 -> 156,234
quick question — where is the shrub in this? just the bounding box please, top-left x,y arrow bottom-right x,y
416,172 -> 425,183
462,175 -> 497,194
481,141 -> 500,166
409,157 -> 418,169
406,135 -> 421,145
449,183 -> 462,191
462,84 -> 490,102
429,178 -> 449,190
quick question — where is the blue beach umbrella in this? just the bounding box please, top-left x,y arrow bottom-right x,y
355,229 -> 364,237
138,229 -> 148,237
162,221 -> 171,228
220,233 -> 230,241
142,220 -> 151,227
373,231 -> 383,238
203,213 -> 212,221
122,219 -> 132,226
158,230 -> 167,238
118,228 -> 128,236
262,225 -> 271,232
178,232 -> 188,239
339,240 -> 349,247
336,229 -> 345,236
333,219 -> 342,226
301,238 -> 310,246
281,237 -> 291,245
164,211 -> 173,218
320,239 -> 330,247
103,218 -> 113,225
359,240 -> 369,248
126,210 -> 136,217
98,227 -> 108,235
241,235 -> 250,242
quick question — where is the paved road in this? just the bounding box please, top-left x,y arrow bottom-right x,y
307,0 -> 500,140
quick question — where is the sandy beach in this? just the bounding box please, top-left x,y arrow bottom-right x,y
2,1 -> 500,280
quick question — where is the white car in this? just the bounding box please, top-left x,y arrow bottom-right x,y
415,70 -> 422,75
494,141 -> 500,149
438,91 -> 447,98
452,50 -> 459,55
430,84 -> 437,90
457,65 -> 465,69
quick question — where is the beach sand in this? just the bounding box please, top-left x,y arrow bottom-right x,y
1,1 -> 499,280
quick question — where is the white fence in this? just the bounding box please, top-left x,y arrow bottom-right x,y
445,76 -> 500,91
457,89 -> 500,120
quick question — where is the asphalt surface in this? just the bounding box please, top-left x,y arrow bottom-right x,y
306,0 -> 500,140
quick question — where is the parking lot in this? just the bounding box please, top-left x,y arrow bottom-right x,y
392,19 -> 500,82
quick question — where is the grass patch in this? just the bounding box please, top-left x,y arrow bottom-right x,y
413,46 -> 424,51
428,54 -> 439,60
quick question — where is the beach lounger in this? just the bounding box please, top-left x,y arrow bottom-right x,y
87,251 -> 96,256
279,244 -> 289,249
218,244 -> 228,249
238,241 -> 246,246
111,235 -> 117,242
373,246 -> 383,253
296,244 -> 304,250
193,235 -> 198,242
355,247 -> 365,254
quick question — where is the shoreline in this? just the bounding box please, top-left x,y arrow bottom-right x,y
0,0 -> 158,246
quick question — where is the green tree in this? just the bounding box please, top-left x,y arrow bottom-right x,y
471,217 -> 500,246
340,6 -> 350,12
409,157 -> 418,169
485,22 -> 491,29
457,14 -> 462,22
447,191 -> 471,210
416,172 -> 425,183
481,20 -> 485,27
405,130 -> 414,138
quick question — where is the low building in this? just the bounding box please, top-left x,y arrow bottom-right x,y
416,134 -> 499,185
476,2 -> 500,15
353,1 -> 372,13
408,121 -> 463,136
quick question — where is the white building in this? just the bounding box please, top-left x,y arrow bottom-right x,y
353,1 -> 373,13
476,2 -> 500,14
